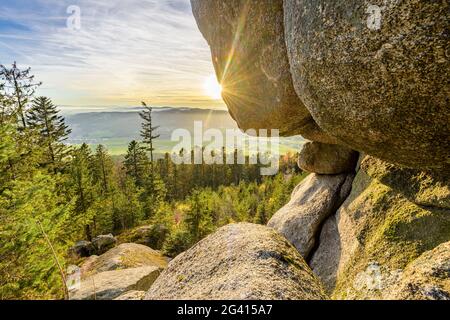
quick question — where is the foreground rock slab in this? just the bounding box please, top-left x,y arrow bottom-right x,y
71,266 -> 161,300
80,243 -> 168,279
268,173 -> 354,258
145,223 -> 327,300
298,142 -> 358,174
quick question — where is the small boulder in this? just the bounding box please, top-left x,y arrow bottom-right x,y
268,173 -> 354,258
92,234 -> 117,255
80,243 -> 168,279
70,266 -> 161,300
298,142 -> 359,175
145,223 -> 327,300
69,240 -> 95,258
113,290 -> 146,301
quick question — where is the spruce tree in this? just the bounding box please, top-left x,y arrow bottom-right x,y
124,140 -> 148,187
0,62 -> 41,128
69,143 -> 95,241
139,101 -> 160,176
27,97 -> 71,171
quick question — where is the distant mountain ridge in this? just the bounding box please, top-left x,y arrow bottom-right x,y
65,107 -> 303,155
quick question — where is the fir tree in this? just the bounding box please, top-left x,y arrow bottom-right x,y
27,97 -> 71,171
139,101 -> 160,176
124,140 -> 148,187
69,143 -> 95,240
0,62 -> 41,128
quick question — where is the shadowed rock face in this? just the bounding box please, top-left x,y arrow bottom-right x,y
190,0 -> 333,141
284,0 -> 449,169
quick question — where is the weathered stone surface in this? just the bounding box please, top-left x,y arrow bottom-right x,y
92,234 -> 117,255
387,241 -> 450,300
330,166 -> 450,299
113,290 -> 146,301
145,223 -> 328,300
361,156 -> 450,209
69,240 -> 95,258
190,0 -> 333,141
80,243 -> 168,279
268,173 -> 353,258
310,215 -> 340,294
70,266 -> 161,300
298,142 -> 359,174
285,0 -> 450,169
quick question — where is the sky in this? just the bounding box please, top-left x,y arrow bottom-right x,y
0,0 -> 225,111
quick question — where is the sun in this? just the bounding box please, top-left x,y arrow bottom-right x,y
203,74 -> 223,100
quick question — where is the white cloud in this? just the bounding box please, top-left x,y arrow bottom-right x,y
0,0 -> 223,109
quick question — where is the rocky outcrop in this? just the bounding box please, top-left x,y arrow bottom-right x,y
92,234 -> 117,255
268,173 -> 354,258
145,223 -> 328,300
70,266 -> 161,300
324,160 -> 450,299
80,243 -> 168,279
190,0 -> 334,142
387,241 -> 450,300
360,156 -> 450,209
190,1 -> 449,301
298,142 -> 359,174
69,240 -> 95,258
284,0 -> 449,169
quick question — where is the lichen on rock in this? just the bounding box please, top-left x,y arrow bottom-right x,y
145,223 -> 328,300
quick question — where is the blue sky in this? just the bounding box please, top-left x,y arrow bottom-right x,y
0,0 -> 224,110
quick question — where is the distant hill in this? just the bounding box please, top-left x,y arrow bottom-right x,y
65,107 -> 304,155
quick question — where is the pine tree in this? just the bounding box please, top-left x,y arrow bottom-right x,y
0,62 -> 41,128
123,140 -> 148,187
184,190 -> 214,243
69,143 -> 95,241
27,97 -> 71,171
92,145 -> 113,194
139,102 -> 160,176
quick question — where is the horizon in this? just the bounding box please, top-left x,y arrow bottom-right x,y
0,0 -> 226,110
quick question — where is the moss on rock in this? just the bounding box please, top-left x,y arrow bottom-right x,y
332,157 -> 450,299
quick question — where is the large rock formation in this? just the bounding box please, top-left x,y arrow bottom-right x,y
187,0 -> 449,301
284,0 -> 449,169
268,173 -> 354,258
190,0 -> 335,142
311,157 -> 450,299
145,223 -> 328,300
298,142 -> 359,174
